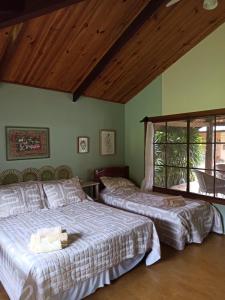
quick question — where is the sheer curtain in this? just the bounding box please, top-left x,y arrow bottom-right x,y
141,122 -> 154,191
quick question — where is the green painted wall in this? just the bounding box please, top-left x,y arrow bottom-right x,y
0,83 -> 125,180
162,22 -> 225,115
125,77 -> 162,185
125,22 -> 225,224
162,22 -> 225,227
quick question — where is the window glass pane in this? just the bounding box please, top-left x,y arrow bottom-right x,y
215,144 -> 225,167
154,144 -> 165,166
154,122 -> 166,143
167,167 -> 187,191
189,144 -> 214,169
190,169 -> 214,196
215,171 -> 225,199
167,144 -> 187,167
190,117 -> 215,143
167,121 -> 187,143
154,166 -> 165,188
216,115 -> 225,143
153,113 -> 225,201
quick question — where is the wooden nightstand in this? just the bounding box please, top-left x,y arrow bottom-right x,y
81,181 -> 100,201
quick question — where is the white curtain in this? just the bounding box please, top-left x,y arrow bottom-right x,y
141,122 -> 154,191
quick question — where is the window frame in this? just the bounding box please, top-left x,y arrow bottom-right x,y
142,108 -> 225,205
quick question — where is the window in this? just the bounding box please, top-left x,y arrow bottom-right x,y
151,110 -> 225,203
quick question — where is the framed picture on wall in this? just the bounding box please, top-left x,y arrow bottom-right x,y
77,136 -> 89,153
5,126 -> 50,160
100,129 -> 116,155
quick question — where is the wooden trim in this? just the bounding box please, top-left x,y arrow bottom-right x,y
94,165 -> 129,191
0,0 -> 86,29
141,108 -> 225,123
72,0 -> 167,102
150,110 -> 225,205
153,186 -> 225,206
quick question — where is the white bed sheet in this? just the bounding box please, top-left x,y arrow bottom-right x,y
0,200 -> 160,300
100,187 -> 224,250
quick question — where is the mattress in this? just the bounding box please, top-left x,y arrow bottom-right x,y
100,187 -> 224,250
0,200 -> 160,300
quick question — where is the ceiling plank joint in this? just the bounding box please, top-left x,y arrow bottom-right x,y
72,0 -> 167,102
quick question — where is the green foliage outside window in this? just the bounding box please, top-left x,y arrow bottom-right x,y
154,127 -> 203,188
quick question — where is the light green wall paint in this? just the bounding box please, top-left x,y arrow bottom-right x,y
125,77 -> 162,185
162,22 -> 225,227
0,83 -> 124,180
125,22 -> 225,224
162,22 -> 225,115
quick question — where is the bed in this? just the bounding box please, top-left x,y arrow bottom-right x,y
0,166 -> 160,300
94,166 -> 224,251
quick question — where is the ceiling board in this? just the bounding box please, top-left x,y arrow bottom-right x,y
0,0 -> 149,92
0,26 -> 12,60
84,0 -> 225,103
0,0 -> 225,103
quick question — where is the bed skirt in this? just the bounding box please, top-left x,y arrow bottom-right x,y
0,253 -> 145,300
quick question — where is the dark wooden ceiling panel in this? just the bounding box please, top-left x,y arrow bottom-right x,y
0,26 -> 12,60
1,0 -> 225,103
0,0 -> 149,92
84,0 -> 225,103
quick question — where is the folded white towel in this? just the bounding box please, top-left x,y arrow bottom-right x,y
29,227 -> 68,254
29,239 -> 62,253
37,226 -> 62,236
46,232 -> 68,243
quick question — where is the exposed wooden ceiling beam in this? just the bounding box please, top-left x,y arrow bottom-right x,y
72,0 -> 167,102
0,0 -> 86,29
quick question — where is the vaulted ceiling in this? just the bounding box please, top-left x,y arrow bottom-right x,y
0,0 -> 225,103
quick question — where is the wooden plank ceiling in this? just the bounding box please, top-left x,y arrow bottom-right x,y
0,0 -> 225,103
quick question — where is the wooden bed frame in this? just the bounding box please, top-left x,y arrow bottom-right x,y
94,166 -> 129,190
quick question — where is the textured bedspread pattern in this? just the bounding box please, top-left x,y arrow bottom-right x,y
0,200 -> 160,300
101,187 -> 223,250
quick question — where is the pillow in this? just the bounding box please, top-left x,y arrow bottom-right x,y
0,181 -> 44,219
43,177 -> 86,208
100,176 -> 136,192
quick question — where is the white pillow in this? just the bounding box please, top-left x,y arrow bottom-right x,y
100,176 -> 136,192
0,181 -> 44,219
43,177 -> 86,208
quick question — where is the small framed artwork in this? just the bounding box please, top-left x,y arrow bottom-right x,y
100,129 -> 116,155
6,126 -> 50,160
77,136 -> 89,153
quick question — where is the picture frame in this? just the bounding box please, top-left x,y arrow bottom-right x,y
100,129 -> 116,155
77,136 -> 89,153
5,126 -> 50,160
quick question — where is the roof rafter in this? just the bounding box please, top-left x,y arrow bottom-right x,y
72,0 -> 167,102
0,0 -> 86,29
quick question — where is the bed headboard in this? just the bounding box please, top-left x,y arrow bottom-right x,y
0,165 -> 73,185
94,166 -> 129,189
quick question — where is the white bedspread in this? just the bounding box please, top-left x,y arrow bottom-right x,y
101,187 -> 224,250
0,200 -> 160,300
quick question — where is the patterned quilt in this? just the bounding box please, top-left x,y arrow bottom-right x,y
0,200 -> 160,300
101,187 -> 224,250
